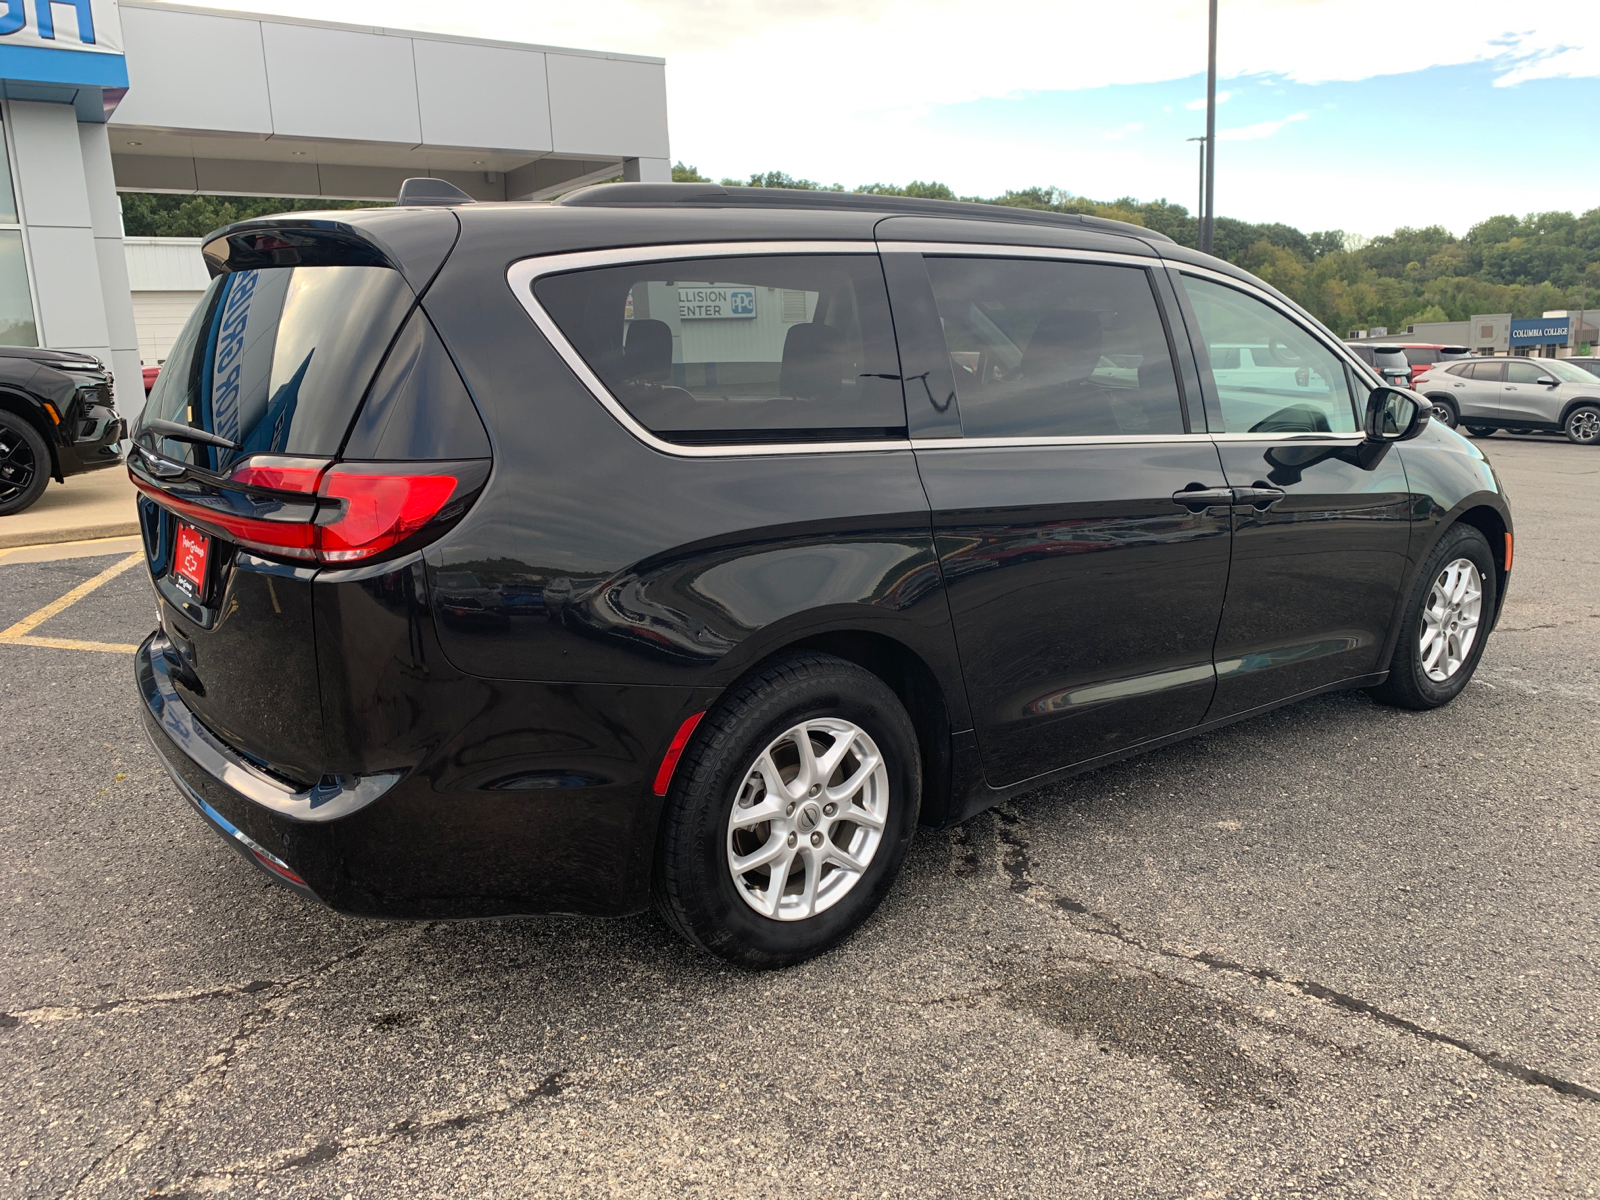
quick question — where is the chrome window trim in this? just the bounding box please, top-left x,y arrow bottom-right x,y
504,240 -> 1376,458
506,241 -> 909,459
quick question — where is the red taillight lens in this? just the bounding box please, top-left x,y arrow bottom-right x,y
317,467 -> 458,562
133,456 -> 474,566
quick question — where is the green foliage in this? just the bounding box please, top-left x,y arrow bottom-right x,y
729,170 -> 845,191
119,193 -> 386,238
671,162 -> 711,183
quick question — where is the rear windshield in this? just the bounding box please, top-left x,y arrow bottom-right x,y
1372,348 -> 1408,367
141,265 -> 413,468
1403,347 -> 1439,365
1438,347 -> 1469,361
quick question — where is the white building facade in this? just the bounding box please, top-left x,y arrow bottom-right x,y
0,0 -> 671,418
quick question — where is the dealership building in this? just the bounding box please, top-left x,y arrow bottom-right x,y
0,0 -> 671,418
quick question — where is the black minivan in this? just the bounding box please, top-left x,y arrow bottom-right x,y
132,181 -> 1512,967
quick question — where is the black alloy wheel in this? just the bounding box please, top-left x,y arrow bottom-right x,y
0,411 -> 48,516
653,652 -> 920,968
1426,397 -> 1459,429
1464,426 -> 1497,438
1367,523 -> 1497,711
1563,405 -> 1600,446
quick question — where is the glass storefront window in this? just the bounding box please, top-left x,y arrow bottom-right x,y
0,110 -> 36,346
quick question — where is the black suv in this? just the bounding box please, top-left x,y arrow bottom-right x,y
0,347 -> 125,515
131,181 -> 1512,967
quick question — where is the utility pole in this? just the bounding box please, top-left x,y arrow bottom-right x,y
1577,278 -> 1587,356
1186,136 -> 1206,249
1202,0 -> 1218,254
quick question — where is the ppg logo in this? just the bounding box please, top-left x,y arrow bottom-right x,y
730,290 -> 755,316
0,0 -> 102,45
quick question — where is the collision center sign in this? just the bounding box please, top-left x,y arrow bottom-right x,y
678,287 -> 756,320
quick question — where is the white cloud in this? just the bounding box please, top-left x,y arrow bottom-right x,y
1103,122 -> 1145,140
1185,91 -> 1232,110
1218,111 -> 1308,141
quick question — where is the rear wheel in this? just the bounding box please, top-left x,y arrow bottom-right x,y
1367,524 -> 1496,711
653,652 -> 920,968
0,411 -> 49,516
1426,397 -> 1459,429
1464,426 -> 1497,438
1564,405 -> 1600,445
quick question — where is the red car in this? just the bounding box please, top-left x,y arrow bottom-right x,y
142,364 -> 160,393
1395,343 -> 1470,387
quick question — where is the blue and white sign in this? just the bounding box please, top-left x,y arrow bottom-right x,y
0,0 -> 127,88
1509,317 -> 1571,347
678,286 -> 757,320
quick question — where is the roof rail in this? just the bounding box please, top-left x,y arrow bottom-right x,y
397,177 -> 476,207
558,182 -> 1172,243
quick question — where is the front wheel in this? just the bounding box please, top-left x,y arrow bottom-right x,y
1564,405 -> 1600,445
1426,397 -> 1459,429
1464,426 -> 1497,438
1367,524 -> 1497,711
653,652 -> 920,968
0,411 -> 49,516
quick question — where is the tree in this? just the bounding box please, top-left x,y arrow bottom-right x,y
119,193 -> 384,238
671,162 -> 710,182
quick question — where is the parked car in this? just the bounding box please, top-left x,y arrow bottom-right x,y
130,180 -> 1513,967
1399,344 -> 1471,387
0,347 -> 125,516
1418,355 -> 1600,444
142,363 -> 161,394
1345,342 -> 1414,387
1562,356 -> 1600,379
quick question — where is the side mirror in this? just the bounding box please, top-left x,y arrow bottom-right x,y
1537,375 -> 1559,387
1365,386 -> 1429,442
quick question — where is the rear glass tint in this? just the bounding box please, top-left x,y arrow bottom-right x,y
1403,347 -> 1439,365
1372,348 -> 1408,367
142,265 -> 413,469
533,254 -> 906,444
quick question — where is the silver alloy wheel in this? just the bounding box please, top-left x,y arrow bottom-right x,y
726,717 -> 889,921
1567,408 -> 1600,444
1420,556 -> 1483,682
1429,400 -> 1456,427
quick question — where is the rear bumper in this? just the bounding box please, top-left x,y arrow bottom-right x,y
135,631 -> 716,918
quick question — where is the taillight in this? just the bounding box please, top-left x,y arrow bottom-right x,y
132,455 -> 484,565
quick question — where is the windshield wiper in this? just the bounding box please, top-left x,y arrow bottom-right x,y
138,418 -> 240,451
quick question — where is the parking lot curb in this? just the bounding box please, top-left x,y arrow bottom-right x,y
0,520 -> 141,550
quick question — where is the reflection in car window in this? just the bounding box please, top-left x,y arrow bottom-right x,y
535,255 -> 906,445
1180,276 -> 1358,434
1505,362 -> 1546,384
923,257 -> 1186,438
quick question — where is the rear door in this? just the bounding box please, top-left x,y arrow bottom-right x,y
131,260 -> 418,781
885,247 -> 1232,788
1171,271 -> 1413,717
1443,360 -> 1504,422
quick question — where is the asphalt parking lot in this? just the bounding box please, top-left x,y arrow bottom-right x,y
3,434 -> 1597,1199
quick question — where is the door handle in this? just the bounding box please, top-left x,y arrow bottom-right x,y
1232,486 -> 1286,509
1171,486 -> 1235,510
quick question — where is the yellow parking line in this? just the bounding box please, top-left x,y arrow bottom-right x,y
0,551 -> 146,654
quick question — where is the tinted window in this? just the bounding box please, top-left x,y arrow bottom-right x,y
1576,360 -> 1600,378
1372,348 -> 1409,369
534,255 -> 905,445
1439,348 -> 1470,361
1180,276 -> 1358,433
1348,344 -> 1375,365
923,256 -> 1185,438
1404,347 -> 1439,365
1505,361 -> 1546,384
1464,362 -> 1502,382
140,266 -> 414,469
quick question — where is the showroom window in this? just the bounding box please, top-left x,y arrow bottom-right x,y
0,110 -> 36,347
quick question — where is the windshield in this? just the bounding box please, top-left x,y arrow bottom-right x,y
1540,359 -> 1598,384
139,265 -> 413,470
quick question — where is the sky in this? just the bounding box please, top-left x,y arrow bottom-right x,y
191,0 -> 1600,238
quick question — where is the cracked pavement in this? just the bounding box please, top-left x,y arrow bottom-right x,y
2,435 -> 1597,1198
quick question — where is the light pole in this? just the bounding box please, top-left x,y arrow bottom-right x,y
1186,136 -> 1206,250
1202,0 -> 1218,254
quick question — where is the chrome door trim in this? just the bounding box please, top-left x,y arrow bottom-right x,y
506,241 -> 909,460
882,241 -> 1157,268
910,433 -> 1204,450
1208,431 -> 1366,444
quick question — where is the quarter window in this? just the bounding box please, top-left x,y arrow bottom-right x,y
923,256 -> 1186,438
1180,276 -> 1358,433
1464,361 -> 1503,382
533,255 -> 906,445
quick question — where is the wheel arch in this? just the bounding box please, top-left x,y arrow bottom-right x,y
0,388 -> 62,481
1557,395 -> 1600,425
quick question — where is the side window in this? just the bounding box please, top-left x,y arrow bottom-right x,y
1466,361 -> 1504,382
533,254 -> 905,445
923,256 -> 1186,438
1180,275 -> 1358,433
1505,362 -> 1545,384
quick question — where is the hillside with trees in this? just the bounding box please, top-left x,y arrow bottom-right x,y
122,169 -> 1600,338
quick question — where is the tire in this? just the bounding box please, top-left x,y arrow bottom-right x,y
0,410 -> 49,516
653,652 -> 920,968
1426,397 -> 1459,429
1464,426 -> 1497,438
1563,404 -> 1600,446
1367,524 -> 1497,711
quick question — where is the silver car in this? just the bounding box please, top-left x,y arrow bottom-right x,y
1419,356 -> 1600,445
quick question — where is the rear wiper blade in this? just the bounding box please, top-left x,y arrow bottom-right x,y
139,418 -> 240,451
